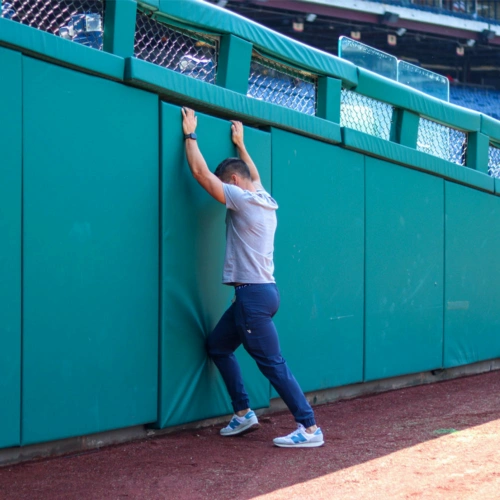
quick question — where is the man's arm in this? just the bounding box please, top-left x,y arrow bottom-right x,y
230,121 -> 262,188
182,107 -> 226,204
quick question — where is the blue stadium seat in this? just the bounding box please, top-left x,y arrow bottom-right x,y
1,2 -> 16,19
450,86 -> 500,119
58,13 -> 103,50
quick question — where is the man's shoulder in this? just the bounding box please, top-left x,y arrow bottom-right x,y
253,180 -> 265,191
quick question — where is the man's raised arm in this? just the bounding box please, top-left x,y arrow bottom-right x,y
230,121 -> 262,188
182,107 -> 226,204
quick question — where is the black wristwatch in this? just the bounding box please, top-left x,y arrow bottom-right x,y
184,133 -> 197,140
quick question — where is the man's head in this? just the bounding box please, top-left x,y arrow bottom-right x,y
214,158 -> 251,185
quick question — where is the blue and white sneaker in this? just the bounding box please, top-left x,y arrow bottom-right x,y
220,410 -> 260,436
273,424 -> 324,448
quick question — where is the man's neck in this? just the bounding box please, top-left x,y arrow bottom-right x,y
240,179 -> 256,192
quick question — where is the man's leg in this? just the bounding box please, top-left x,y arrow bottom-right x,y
235,284 -> 316,429
206,303 -> 250,414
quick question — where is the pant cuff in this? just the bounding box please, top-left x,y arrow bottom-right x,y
297,418 -> 316,428
232,399 -> 250,413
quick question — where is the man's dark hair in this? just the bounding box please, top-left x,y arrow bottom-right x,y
214,158 -> 251,182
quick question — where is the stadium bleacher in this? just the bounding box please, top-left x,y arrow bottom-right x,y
450,85 -> 500,120
370,0 -> 500,25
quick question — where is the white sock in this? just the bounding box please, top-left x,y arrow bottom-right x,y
235,410 -> 251,422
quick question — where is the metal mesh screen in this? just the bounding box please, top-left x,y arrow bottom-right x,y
417,118 -> 467,165
1,0 -> 104,50
134,10 -> 218,84
340,89 -> 393,140
247,53 -> 317,115
488,144 -> 500,178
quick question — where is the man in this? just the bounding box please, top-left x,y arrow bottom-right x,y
181,107 -> 324,448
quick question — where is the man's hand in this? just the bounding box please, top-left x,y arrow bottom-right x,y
182,107 -> 198,135
181,106 -> 226,204
231,120 -> 244,148
230,120 -> 261,186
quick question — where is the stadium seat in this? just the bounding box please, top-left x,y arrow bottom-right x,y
450,86 -> 500,119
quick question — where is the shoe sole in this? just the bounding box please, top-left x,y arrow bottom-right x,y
220,423 -> 260,437
273,440 -> 324,448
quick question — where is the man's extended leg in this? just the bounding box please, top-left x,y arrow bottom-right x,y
235,284 -> 324,447
234,284 -> 315,427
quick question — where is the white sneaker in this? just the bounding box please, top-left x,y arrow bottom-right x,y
273,424 -> 324,448
220,410 -> 260,436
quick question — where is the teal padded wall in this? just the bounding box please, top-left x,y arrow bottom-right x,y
158,102 -> 271,428
365,158 -> 444,380
2,0 -> 500,450
0,47 -> 22,448
444,182 -> 500,367
0,18 -> 125,81
271,129 -> 364,393
22,57 -> 159,445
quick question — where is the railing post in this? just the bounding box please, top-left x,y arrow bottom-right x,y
316,77 -> 341,123
390,109 -> 419,148
216,35 -> 253,94
103,0 -> 138,58
466,131 -> 490,173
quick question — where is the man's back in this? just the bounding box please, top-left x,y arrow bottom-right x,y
222,184 -> 278,285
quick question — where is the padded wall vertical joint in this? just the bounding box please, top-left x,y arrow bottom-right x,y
390,109 -> 419,148
466,132 -> 489,174
103,0 -> 138,58
216,35 -> 253,94
0,46 -> 22,450
316,77 -> 341,123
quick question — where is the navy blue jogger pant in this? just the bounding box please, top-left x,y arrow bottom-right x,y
206,283 -> 316,428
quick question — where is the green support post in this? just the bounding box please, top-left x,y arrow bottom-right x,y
466,132 -> 490,174
390,109 -> 419,148
103,0 -> 138,58
216,35 -> 253,94
316,77 -> 341,123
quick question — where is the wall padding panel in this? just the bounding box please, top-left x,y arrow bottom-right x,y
365,158 -> 444,381
22,57 -> 159,445
157,102 -> 271,428
0,47 -> 22,449
444,181 -> 500,367
271,128 -> 365,393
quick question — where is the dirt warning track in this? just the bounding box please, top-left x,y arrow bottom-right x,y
1,370 -> 500,500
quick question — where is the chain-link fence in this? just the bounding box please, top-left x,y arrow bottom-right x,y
417,118 -> 467,165
1,0 -> 104,49
488,144 -> 500,178
340,90 -> 393,140
134,10 -> 218,84
247,52 -> 317,115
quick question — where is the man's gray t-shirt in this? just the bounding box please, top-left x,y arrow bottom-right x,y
222,183 -> 278,285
